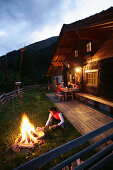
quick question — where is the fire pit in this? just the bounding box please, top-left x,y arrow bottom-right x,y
12,113 -> 45,152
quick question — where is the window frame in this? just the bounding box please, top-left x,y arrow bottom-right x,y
85,69 -> 98,87
86,42 -> 92,53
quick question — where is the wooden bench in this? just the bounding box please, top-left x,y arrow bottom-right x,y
56,93 -> 64,102
75,93 -> 113,115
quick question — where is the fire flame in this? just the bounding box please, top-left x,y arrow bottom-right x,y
20,114 -> 37,143
12,113 -> 45,152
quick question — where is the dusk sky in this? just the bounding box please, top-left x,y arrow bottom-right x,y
0,0 -> 113,56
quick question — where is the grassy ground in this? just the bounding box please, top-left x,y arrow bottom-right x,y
0,88 -> 96,170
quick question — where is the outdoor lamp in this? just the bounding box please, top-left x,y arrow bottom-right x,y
76,67 -> 80,72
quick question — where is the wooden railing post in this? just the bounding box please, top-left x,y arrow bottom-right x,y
15,121 -> 113,170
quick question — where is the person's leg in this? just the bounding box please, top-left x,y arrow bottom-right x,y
50,117 -> 65,129
60,123 -> 65,128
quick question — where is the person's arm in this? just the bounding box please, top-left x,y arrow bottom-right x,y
45,113 -> 52,127
57,112 -> 64,126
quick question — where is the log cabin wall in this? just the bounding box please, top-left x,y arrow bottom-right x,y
99,57 -> 113,100
83,32 -> 113,99
47,7 -> 113,101
83,61 -> 99,96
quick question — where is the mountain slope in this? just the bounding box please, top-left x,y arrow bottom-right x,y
0,36 -> 58,92
27,36 -> 58,51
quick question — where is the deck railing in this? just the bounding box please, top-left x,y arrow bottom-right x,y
15,121 -> 113,170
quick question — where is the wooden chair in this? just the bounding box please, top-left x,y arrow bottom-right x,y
56,93 -> 64,102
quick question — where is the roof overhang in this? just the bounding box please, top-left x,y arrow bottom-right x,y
47,7 -> 113,76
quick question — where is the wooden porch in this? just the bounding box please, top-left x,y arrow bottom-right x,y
46,93 -> 113,148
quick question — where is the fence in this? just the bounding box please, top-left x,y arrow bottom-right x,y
0,84 -> 48,106
1,85 -> 113,169
0,88 -> 23,105
15,121 -> 113,170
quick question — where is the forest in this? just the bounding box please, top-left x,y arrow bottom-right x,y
0,36 -> 57,93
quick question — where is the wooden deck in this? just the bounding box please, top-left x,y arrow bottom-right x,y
75,92 -> 113,114
46,93 -> 113,148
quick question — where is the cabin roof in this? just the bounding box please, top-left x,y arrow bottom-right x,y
63,7 -> 113,32
47,7 -> 113,76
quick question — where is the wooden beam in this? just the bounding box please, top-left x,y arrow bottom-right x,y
56,47 -> 73,54
63,32 -> 77,40
51,61 -> 63,66
88,20 -> 113,30
78,29 -> 111,40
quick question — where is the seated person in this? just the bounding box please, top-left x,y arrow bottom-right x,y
57,83 -> 63,93
74,84 -> 80,93
75,84 -> 79,90
68,82 -> 73,89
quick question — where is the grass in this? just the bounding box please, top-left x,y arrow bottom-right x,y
0,88 -> 96,170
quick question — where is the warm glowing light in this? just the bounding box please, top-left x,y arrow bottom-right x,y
21,114 -> 36,143
12,114 -> 45,151
20,113 -> 45,145
76,67 -> 81,72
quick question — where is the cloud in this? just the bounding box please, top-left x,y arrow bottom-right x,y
0,0 -> 64,30
58,0 -> 113,24
0,0 -> 113,56
29,23 -> 62,43
68,0 -> 113,22
0,0 -> 65,55
0,30 -> 6,36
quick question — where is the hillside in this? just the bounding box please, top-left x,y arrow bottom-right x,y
27,36 -> 58,51
0,36 -> 58,92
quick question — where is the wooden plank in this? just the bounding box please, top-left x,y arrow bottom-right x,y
73,144 -> 113,170
61,101 -> 113,139
51,134 -> 113,170
65,111 -> 103,141
76,93 -> 113,107
56,102 -> 105,144
0,93 -> 5,98
47,93 -> 113,145
57,104 -> 112,143
69,99 -> 112,123
53,142 -> 113,170
15,122 -> 113,170
89,152 -> 113,170
51,61 -> 63,66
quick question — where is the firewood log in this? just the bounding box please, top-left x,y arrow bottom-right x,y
31,130 -> 38,137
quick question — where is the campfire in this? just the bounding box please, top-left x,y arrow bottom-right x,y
12,113 -> 45,152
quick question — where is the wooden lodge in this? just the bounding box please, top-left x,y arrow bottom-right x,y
47,7 -> 113,101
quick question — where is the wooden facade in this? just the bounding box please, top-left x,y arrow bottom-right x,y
47,7 -> 113,100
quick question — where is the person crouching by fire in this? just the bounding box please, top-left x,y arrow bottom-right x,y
44,107 -> 64,130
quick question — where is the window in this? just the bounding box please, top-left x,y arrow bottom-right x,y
86,71 -> 98,86
86,42 -> 91,52
75,50 -> 78,57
